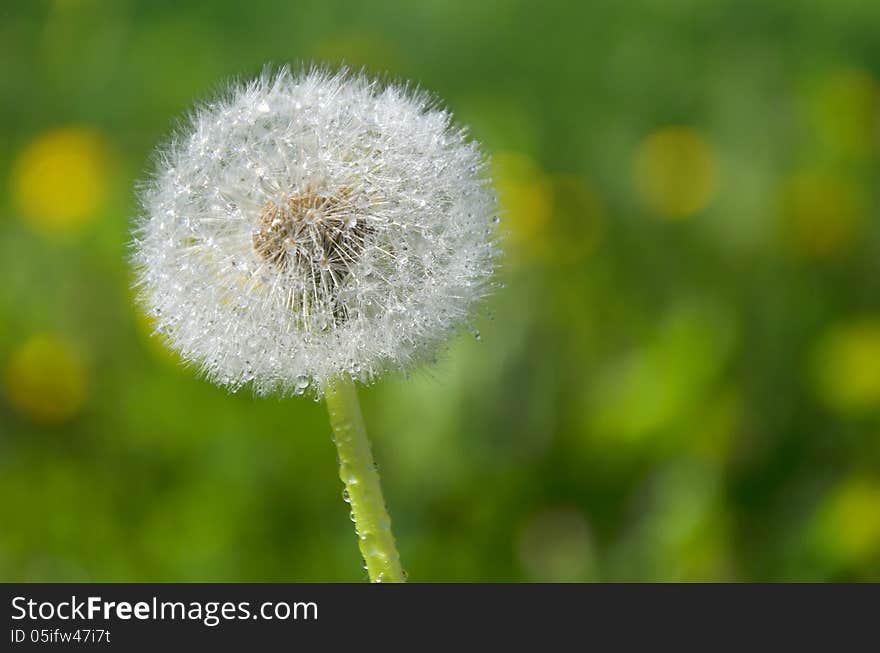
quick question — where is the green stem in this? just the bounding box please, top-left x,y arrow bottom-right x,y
324,377 -> 406,583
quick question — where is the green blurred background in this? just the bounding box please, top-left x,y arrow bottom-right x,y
2,0 -> 880,582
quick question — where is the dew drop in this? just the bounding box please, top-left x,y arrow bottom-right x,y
360,533 -> 380,556
342,488 -> 351,503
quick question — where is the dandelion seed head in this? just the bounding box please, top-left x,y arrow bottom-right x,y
132,66 -> 499,395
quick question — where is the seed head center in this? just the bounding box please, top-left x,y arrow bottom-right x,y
252,189 -> 365,276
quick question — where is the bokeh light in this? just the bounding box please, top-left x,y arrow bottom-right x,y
814,477 -> 880,565
12,127 -> 110,236
492,151 -> 553,258
807,67 -> 879,160
812,318 -> 880,414
780,170 -> 864,259
4,334 -> 88,424
492,155 -> 603,265
633,127 -> 718,220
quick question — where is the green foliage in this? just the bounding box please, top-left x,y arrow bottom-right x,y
1,0 -> 880,581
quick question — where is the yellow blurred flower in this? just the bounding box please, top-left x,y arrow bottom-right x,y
808,67 -> 879,160
492,152 -> 553,258
4,334 -> 88,424
780,170 -> 864,260
492,151 -> 552,246
492,152 -> 604,264
815,477 -> 880,563
633,126 -> 718,220
12,127 -> 110,236
812,319 -> 880,413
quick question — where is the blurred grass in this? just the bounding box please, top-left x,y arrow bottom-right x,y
1,0 -> 880,581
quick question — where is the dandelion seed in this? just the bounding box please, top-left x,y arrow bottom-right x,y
132,66 -> 499,396
131,65 -> 501,583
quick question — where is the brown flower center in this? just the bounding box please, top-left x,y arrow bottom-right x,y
252,188 -> 371,325
253,188 -> 367,275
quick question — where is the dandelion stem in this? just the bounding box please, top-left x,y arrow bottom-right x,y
325,377 -> 405,583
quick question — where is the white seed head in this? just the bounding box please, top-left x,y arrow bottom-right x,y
132,66 -> 499,396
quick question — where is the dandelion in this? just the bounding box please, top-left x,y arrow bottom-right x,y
132,66 -> 500,582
